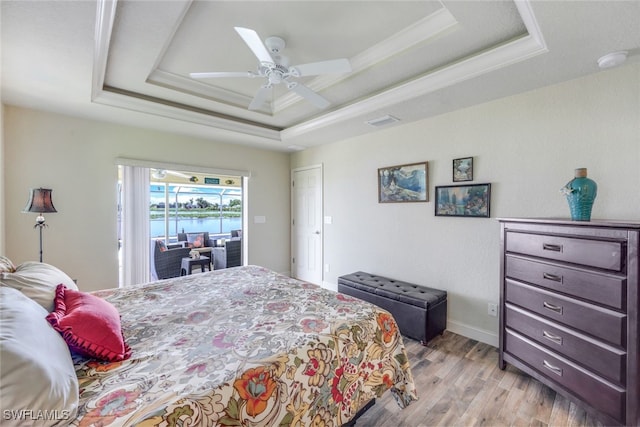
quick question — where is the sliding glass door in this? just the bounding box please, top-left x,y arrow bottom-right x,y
118,165 -> 244,286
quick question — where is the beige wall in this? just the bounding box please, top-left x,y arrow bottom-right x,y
2,107 -> 291,291
3,64 -> 638,345
291,63 -> 640,345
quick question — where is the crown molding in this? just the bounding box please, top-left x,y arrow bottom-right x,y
94,87 -> 282,141
93,0 -> 547,145
281,0 -> 547,141
92,0 -> 279,141
147,68 -> 256,111
273,7 -> 459,113
91,0 -> 117,101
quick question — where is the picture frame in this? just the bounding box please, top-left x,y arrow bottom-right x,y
453,157 -> 473,182
378,162 -> 429,203
435,183 -> 491,217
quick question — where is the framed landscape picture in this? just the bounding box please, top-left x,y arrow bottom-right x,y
435,183 -> 491,217
378,162 -> 428,203
453,157 -> 473,182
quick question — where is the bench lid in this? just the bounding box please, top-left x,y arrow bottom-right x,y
338,272 -> 446,309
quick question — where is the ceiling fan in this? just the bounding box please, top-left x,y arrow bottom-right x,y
189,27 -> 352,111
151,169 -> 190,180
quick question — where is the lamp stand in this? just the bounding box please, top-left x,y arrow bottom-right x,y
37,225 -> 44,262
35,214 -> 47,263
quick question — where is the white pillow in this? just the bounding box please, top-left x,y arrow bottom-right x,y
0,286 -> 79,426
0,256 -> 16,273
0,262 -> 78,312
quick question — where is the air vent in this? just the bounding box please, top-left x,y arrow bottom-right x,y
365,115 -> 400,127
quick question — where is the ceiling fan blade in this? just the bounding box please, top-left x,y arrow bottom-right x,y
287,82 -> 330,109
290,58 -> 351,77
190,71 -> 256,79
234,27 -> 275,65
248,84 -> 273,111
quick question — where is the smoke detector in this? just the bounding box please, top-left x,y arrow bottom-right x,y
597,51 -> 628,69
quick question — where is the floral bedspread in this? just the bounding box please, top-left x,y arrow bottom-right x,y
72,266 -> 417,426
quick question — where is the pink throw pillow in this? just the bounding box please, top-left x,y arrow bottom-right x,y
187,233 -> 205,248
46,285 -> 131,362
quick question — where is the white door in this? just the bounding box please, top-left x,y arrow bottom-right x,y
291,166 -> 323,284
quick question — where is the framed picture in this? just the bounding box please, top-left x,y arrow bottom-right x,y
378,162 -> 428,203
453,157 -> 473,182
435,183 -> 491,217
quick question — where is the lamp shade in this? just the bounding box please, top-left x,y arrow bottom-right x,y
23,188 -> 57,213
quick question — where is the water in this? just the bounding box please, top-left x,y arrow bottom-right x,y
150,217 -> 241,238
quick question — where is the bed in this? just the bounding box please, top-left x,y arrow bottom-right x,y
62,265 -> 417,426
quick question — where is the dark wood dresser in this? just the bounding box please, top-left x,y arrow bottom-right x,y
498,218 -> 639,426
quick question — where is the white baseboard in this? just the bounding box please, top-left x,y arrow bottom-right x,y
446,319 -> 498,347
315,278 -> 498,347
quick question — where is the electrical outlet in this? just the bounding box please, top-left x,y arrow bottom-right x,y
488,303 -> 498,317
324,264 -> 330,273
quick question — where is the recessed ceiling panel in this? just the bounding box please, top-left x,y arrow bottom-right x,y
160,1 -> 441,99
104,0 -> 528,130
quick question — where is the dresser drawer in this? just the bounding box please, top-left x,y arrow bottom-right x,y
505,280 -> 626,347
504,329 -> 625,424
505,255 -> 626,311
505,305 -> 626,384
505,231 -> 624,271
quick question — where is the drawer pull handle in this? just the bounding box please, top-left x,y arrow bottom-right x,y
542,243 -> 563,252
542,272 -> 563,283
542,330 -> 563,345
543,301 -> 563,314
543,360 -> 563,376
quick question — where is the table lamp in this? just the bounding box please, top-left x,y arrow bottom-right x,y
23,188 -> 57,262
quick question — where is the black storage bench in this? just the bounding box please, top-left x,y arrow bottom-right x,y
338,272 -> 447,345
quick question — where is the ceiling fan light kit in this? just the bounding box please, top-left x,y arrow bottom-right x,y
264,36 -> 285,54
189,27 -> 352,112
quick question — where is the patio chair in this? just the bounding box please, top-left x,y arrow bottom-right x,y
212,239 -> 242,269
225,238 -> 242,268
151,240 -> 190,280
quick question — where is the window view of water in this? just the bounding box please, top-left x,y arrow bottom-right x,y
150,217 -> 242,239
148,182 -> 243,240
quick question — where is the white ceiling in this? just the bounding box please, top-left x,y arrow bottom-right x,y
2,1 -> 639,152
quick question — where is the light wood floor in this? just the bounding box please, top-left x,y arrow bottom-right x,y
355,331 -> 606,427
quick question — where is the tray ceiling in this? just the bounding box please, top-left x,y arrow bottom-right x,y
2,1 -> 639,151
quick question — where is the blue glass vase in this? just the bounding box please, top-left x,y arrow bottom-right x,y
562,168 -> 597,221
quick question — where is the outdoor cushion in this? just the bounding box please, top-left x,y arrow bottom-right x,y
187,233 -> 206,248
